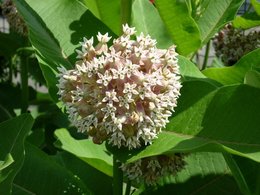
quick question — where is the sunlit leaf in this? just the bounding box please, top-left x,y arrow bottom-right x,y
202,49 -> 260,85
155,0 -> 201,56
114,84 -> 260,164
132,0 -> 173,48
139,153 -> 241,195
244,70 -> 260,89
196,0 -> 244,44
54,128 -> 113,176
80,0 -> 121,35
233,12 -> 260,29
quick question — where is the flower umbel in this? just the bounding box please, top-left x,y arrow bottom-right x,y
213,24 -> 260,66
121,154 -> 186,185
1,0 -> 28,36
57,24 -> 182,149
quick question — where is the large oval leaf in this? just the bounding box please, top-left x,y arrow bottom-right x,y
202,48 -> 260,85
14,0 -> 115,101
0,114 -> 34,194
13,143 -> 91,194
54,152 -> 113,195
155,0 -> 201,56
138,153 -> 241,195
118,84 -> 260,163
80,0 -> 121,35
196,0 -> 244,44
132,0 -> 173,48
54,128 -> 113,176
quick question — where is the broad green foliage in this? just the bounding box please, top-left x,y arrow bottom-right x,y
0,114 -> 34,194
138,153 -> 241,195
54,152 -> 113,195
178,56 -> 221,87
195,0 -> 244,44
233,0 -> 260,29
232,155 -> 260,194
233,12 -> 260,29
0,32 -> 25,57
13,143 -> 91,195
132,0 -> 173,48
54,128 -> 113,176
2,0 -> 260,194
251,0 -> 260,15
203,49 -> 260,85
155,0 -> 201,56
244,70 -> 260,89
117,84 -> 260,163
80,0 -> 121,35
13,0 -> 115,101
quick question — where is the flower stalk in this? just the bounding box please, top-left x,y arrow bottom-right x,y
201,40 -> 210,70
113,156 -> 123,195
20,52 -> 29,113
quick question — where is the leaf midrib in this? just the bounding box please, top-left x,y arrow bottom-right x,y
9,117 -> 30,154
199,0 -> 234,44
13,183 -> 36,195
163,131 -> 260,147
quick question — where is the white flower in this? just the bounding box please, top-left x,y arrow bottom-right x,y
57,24 -> 182,149
97,32 -> 111,43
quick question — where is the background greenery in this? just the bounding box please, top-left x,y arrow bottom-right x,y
0,0 -> 259,194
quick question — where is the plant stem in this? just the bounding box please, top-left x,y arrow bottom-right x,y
8,57 -> 13,83
113,155 -> 123,195
20,52 -> 29,113
120,0 -> 132,31
223,153 -> 251,195
125,179 -> 131,195
201,40 -> 210,70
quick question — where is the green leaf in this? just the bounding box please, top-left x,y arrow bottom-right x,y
14,0 -> 115,101
0,154 -> 14,172
139,153 -> 241,195
132,0 -> 173,48
178,56 -> 221,87
13,0 -> 72,101
54,128 -> 113,176
0,114 -> 34,194
54,152 -> 113,195
0,32 -> 25,57
244,70 -> 260,89
232,155 -> 260,195
80,0 -> 121,35
196,0 -> 244,44
223,153 -> 251,195
202,48 -> 260,85
251,0 -> 260,15
24,0 -> 115,59
233,11 -> 260,29
117,84 -> 260,164
13,143 -> 91,195
155,0 -> 201,56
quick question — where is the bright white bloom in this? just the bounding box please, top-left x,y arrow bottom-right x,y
57,24 -> 182,149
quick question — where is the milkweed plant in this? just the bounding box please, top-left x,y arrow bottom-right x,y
1,0 -> 260,194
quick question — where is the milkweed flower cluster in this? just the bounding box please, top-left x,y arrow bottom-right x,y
121,154 -> 186,185
57,24 -> 181,149
213,24 -> 259,66
1,0 -> 28,36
